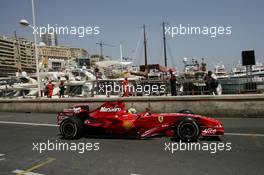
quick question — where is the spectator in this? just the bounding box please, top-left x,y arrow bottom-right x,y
122,78 -> 129,97
204,71 -> 218,95
59,80 -> 65,98
130,80 -> 136,96
169,70 -> 177,96
47,81 -> 54,98
43,77 -> 49,97
40,79 -> 47,97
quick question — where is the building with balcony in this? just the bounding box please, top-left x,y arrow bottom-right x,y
0,36 -> 35,77
38,45 -> 72,71
0,35 -> 90,75
70,48 -> 89,59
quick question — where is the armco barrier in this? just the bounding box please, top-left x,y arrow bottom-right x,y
0,94 -> 264,118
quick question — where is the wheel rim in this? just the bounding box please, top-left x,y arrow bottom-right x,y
62,122 -> 76,137
179,123 -> 196,139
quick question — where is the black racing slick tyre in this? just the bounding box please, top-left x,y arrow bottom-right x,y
176,117 -> 199,142
60,117 -> 84,139
177,109 -> 194,114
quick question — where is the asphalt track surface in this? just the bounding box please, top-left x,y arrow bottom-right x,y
0,112 -> 264,175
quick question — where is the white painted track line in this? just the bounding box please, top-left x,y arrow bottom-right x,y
225,132 -> 264,137
13,169 -> 44,175
0,121 -> 58,127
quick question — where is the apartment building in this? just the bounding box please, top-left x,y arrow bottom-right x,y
0,35 -> 90,75
0,36 -> 35,77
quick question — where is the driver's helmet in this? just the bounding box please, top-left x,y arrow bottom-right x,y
128,107 -> 137,114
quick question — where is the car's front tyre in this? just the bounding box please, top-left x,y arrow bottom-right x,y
60,117 -> 84,139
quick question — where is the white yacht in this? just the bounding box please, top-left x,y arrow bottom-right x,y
230,62 -> 264,80
214,63 -> 229,79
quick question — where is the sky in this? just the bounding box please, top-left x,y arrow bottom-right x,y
0,0 -> 264,71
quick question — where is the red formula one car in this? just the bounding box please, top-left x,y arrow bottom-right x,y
57,101 -> 224,142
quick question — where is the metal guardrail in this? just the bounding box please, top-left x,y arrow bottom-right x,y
0,78 -> 264,98
86,78 -> 264,97
218,78 -> 264,94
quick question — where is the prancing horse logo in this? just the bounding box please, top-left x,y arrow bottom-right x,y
158,116 -> 164,123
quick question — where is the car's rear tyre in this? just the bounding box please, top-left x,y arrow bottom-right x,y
176,117 -> 199,142
177,109 -> 194,114
60,117 -> 84,139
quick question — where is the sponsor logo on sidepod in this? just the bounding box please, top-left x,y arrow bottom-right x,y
202,128 -> 217,135
100,107 -> 121,112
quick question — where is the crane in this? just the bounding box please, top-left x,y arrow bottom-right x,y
96,41 -> 115,60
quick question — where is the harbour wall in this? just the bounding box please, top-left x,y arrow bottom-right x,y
0,94 -> 263,118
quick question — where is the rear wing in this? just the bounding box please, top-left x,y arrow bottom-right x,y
57,111 -> 75,125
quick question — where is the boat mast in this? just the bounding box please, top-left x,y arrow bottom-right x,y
96,41 -> 103,60
143,24 -> 148,73
162,22 -> 167,68
14,30 -> 22,72
120,44 -> 123,73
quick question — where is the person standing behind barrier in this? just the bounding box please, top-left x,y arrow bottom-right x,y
169,70 -> 177,96
59,80 -> 65,98
40,79 -> 45,97
122,78 -> 129,97
130,80 -> 136,96
204,71 -> 218,95
47,81 -> 54,98
40,78 -> 48,97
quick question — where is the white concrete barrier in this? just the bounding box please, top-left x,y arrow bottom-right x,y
0,94 -> 264,117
